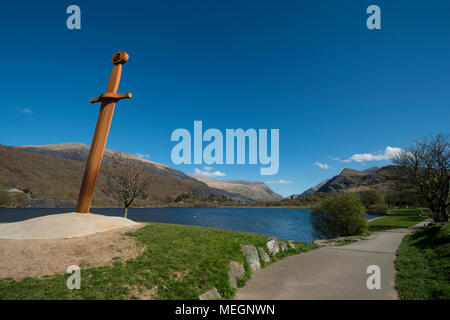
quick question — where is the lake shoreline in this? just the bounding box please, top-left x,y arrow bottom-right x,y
0,207 -> 319,242
0,207 -> 382,243
1,204 -> 314,210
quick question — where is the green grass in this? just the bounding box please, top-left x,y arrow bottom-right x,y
0,222 -> 314,300
368,208 -> 430,232
395,222 -> 450,300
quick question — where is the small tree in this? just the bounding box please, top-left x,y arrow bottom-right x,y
366,202 -> 388,215
359,190 -> 388,214
393,133 -> 449,222
310,193 -> 367,239
102,151 -> 154,218
359,190 -> 383,208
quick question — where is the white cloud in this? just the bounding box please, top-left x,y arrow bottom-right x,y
203,166 -> 213,171
265,179 -> 293,184
135,153 -> 150,159
341,146 -> 402,163
194,167 -> 226,177
20,107 -> 33,114
315,162 -> 331,169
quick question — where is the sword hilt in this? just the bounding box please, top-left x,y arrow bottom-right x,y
90,92 -> 132,104
111,51 -> 129,65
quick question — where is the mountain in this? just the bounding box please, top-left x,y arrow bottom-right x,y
188,175 -> 283,201
362,166 -> 383,174
2,143 -> 280,206
0,144 -> 257,206
19,143 -> 177,173
301,179 -> 330,195
297,165 -> 406,196
0,144 -> 113,207
315,166 -> 405,193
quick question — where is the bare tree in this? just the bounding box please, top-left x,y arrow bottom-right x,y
393,133 -> 449,222
102,151 -> 154,218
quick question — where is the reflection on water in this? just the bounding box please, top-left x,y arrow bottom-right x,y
0,207 -> 379,243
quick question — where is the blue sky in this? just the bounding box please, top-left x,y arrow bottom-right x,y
0,0 -> 449,197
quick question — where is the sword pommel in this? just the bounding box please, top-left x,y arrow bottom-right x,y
112,51 -> 129,65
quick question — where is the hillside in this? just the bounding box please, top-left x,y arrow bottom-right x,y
21,143 -> 284,202
19,143 -> 192,180
188,175 -> 283,201
20,143 -> 259,201
363,166 -> 383,174
0,145 -> 113,207
0,143 -> 283,207
0,144 -> 251,207
301,179 -> 330,195
300,165 -> 407,195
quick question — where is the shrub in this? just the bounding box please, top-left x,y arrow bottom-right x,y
0,192 -> 10,206
310,193 -> 367,239
367,203 -> 389,215
0,191 -> 27,207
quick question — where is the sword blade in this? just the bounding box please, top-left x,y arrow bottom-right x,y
75,64 -> 124,213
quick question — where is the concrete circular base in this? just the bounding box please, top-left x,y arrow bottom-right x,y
0,213 -> 140,240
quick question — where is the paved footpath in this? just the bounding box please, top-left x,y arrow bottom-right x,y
235,220 -> 430,300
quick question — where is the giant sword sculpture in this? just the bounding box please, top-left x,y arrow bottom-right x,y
75,51 -> 132,213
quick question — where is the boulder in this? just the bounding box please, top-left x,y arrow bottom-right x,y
313,239 -> 328,246
241,245 -> 261,271
266,238 -> 280,255
258,247 -> 271,263
288,240 -> 295,249
199,287 -> 222,300
229,261 -> 245,288
280,241 -> 288,251
312,237 -> 348,246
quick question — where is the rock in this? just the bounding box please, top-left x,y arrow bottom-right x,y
313,237 -> 351,246
280,241 -> 288,251
199,287 -> 222,300
288,240 -> 295,249
258,247 -> 271,263
241,245 -> 261,271
266,238 -> 280,255
229,261 -> 245,288
313,238 -> 337,246
312,239 -> 326,246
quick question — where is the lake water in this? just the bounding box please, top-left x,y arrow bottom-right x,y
0,207 -> 380,243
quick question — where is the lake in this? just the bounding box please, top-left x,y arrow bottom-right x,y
0,207 -> 380,243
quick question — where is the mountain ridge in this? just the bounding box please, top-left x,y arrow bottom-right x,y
300,165 -> 405,195
3,143 -> 279,204
188,174 -> 283,201
301,179 -> 330,195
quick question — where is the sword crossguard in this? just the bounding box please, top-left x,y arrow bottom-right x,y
90,92 -> 132,104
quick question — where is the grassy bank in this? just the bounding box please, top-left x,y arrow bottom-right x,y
395,222 -> 450,299
0,222 -> 314,300
368,208 -> 430,232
